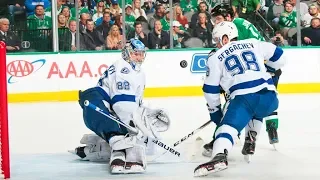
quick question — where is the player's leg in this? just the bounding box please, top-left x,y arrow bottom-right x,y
194,95 -> 255,176
79,88 -> 146,174
265,70 -> 281,145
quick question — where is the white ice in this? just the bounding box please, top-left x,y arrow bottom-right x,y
8,94 -> 320,180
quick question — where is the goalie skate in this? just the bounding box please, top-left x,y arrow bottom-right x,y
194,150 -> 228,177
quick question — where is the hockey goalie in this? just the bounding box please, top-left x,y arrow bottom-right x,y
72,39 -> 170,174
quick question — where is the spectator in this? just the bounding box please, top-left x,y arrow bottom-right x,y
8,0 -> 26,23
300,17 -> 320,46
114,14 -> 133,36
141,0 -> 154,14
147,20 -> 169,49
302,4 -> 320,27
180,0 -> 198,13
82,19 -> 105,50
271,31 -> 288,46
311,0 -> 320,11
232,0 -> 261,20
79,13 -> 90,33
148,3 -> 165,29
190,2 -> 210,30
45,0 -> 66,17
125,5 -> 136,28
160,8 -> 171,32
267,0 -> 284,27
193,12 -> 213,47
61,6 -> 71,23
27,5 -> 52,29
106,25 -> 123,50
96,12 -> 113,39
127,21 -> 148,47
279,1 -> 296,38
171,20 -> 191,48
92,0 -> 106,23
110,0 -> 122,16
132,0 -> 147,20
57,14 -> 68,28
95,7 -> 114,26
0,18 -> 21,52
290,0 -> 308,17
174,5 -> 189,29
25,0 -> 51,16
70,0 -> 90,18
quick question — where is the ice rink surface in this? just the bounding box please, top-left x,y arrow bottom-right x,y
8,94 -> 320,180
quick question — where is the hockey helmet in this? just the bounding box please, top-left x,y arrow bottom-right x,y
122,38 -> 146,71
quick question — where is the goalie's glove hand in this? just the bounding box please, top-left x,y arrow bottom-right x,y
207,104 -> 222,125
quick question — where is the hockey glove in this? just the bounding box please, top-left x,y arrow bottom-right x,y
207,104 -> 222,125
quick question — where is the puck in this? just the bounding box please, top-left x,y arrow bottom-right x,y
180,60 -> 188,68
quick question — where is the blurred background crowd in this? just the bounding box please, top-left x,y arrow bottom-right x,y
0,0 -> 319,53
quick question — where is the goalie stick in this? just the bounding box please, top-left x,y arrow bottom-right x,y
84,100 -> 182,158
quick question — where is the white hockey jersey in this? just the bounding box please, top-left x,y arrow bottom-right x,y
96,59 -> 146,124
204,38 -> 286,109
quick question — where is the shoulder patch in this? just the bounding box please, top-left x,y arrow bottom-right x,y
121,67 -> 130,74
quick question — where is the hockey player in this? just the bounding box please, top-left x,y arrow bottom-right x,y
77,39 -> 170,174
194,22 -> 286,177
202,4 -> 281,157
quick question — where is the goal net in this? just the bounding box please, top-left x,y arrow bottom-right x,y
0,41 -> 10,179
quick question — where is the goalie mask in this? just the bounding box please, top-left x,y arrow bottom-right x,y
122,38 -> 146,71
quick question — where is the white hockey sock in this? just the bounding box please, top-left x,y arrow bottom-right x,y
212,125 -> 238,157
245,119 -> 262,138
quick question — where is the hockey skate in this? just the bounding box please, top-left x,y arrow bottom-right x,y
241,131 -> 257,163
194,149 -> 228,177
202,139 -> 214,157
266,121 -> 279,150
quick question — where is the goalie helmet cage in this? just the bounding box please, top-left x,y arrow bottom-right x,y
0,41 -> 10,179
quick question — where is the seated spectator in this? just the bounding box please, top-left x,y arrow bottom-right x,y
8,0 -> 26,23
300,17 -> 320,46
82,19 -> 105,50
141,0 -> 154,14
190,2 -> 210,30
92,0 -> 106,23
45,0 -> 66,17
148,3 -> 165,30
96,12 -> 113,39
110,0 -> 122,16
57,19 -> 84,51
171,20 -> 191,48
58,14 -> 68,28
132,0 -> 147,20
232,0 -> 261,20
127,21 -> 148,47
193,12 -> 213,48
114,14 -> 133,36
0,18 -> 21,52
271,31 -> 288,46
70,0 -> 90,18
95,7 -> 114,26
147,20 -> 169,49
174,5 -> 189,29
311,0 -> 320,10
302,4 -> 320,27
279,1 -> 296,38
25,0 -> 51,16
267,0 -> 284,28
125,5 -> 136,28
160,8 -> 171,32
106,25 -> 123,50
27,5 -> 52,29
79,13 -> 90,33
61,6 -> 71,23
180,0 -> 198,13
290,0 -> 308,17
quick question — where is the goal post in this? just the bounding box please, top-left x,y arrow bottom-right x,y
0,41 -> 10,179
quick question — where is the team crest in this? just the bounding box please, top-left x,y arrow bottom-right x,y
121,67 -> 130,74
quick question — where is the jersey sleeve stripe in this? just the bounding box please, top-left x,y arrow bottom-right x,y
95,87 -> 111,103
269,47 -> 283,62
229,78 -> 273,94
112,94 -> 136,104
203,84 -> 220,94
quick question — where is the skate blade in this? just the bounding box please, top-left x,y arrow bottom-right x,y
68,150 -> 76,155
272,144 -> 277,151
244,155 -> 252,163
110,166 -> 125,174
194,163 -> 227,177
123,165 -> 145,174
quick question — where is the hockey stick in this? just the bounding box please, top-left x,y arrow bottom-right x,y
149,120 -> 212,161
83,100 -> 182,158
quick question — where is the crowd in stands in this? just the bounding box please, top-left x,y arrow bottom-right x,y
0,0 -> 319,53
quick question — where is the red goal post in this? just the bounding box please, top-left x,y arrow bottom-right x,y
0,41 -> 10,179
